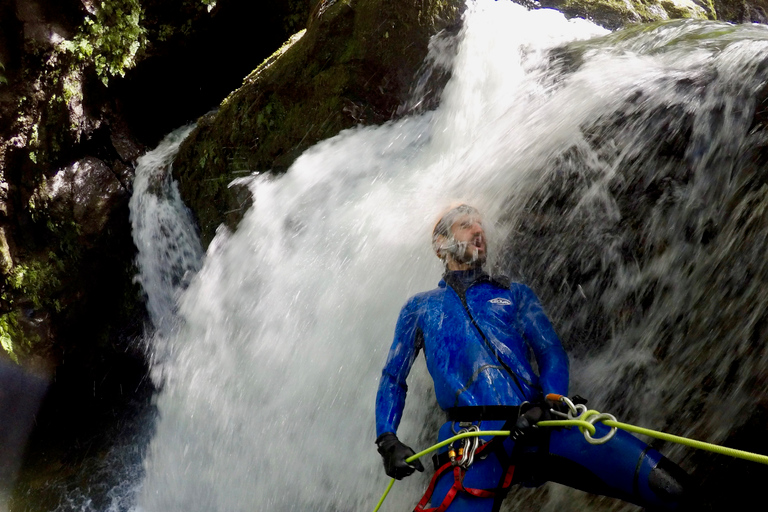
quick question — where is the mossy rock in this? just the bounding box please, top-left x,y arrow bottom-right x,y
713,0 -> 768,22
539,0 -> 712,29
172,0 -> 464,247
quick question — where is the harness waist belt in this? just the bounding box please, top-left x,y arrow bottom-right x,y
445,405 -> 521,422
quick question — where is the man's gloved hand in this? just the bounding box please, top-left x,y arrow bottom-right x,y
510,396 -> 590,442
510,404 -> 548,442
376,432 -> 425,480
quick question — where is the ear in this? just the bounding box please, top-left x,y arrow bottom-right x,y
434,234 -> 448,260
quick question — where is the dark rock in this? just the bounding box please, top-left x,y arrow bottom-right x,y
714,0 -> 768,22
44,156 -> 128,238
172,0 -> 465,247
0,1 -> 321,506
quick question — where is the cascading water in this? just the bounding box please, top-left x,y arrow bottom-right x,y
128,1 -> 768,511
129,125 -> 204,335
129,125 -> 205,385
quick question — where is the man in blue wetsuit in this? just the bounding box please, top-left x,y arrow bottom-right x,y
375,204 -> 695,511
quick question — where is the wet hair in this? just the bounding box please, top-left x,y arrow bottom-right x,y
431,204 -> 481,258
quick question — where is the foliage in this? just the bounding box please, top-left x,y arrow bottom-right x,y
0,60 -> 6,85
0,248 -> 70,360
0,309 -> 45,363
0,313 -> 23,363
61,0 -> 147,85
6,258 -> 64,312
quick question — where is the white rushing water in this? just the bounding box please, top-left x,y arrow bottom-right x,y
128,1 -> 768,511
133,4 -> 607,510
129,125 -> 204,367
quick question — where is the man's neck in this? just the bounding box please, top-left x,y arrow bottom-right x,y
445,260 -> 483,271
443,267 -> 487,300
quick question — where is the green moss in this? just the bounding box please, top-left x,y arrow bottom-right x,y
7,259 -> 64,311
0,312 -> 30,363
661,0 -> 688,17
706,0 -> 718,19
61,72 -> 82,106
339,39 -> 362,63
240,29 -> 306,88
417,0 -> 462,27
555,0 -> 709,27
173,0 -> 465,246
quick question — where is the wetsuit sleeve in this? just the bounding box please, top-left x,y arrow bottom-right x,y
375,296 -> 422,438
516,284 -> 569,397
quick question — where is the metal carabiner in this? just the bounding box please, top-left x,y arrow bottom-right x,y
448,425 -> 482,468
459,425 -> 481,468
451,420 -> 481,434
549,395 -> 588,420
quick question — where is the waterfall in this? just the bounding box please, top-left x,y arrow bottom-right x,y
129,125 -> 205,372
129,125 -> 204,330
130,1 -> 768,511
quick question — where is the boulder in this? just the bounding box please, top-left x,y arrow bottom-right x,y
713,0 -> 768,22
172,0 -> 464,247
43,156 -> 129,239
536,0 -> 712,29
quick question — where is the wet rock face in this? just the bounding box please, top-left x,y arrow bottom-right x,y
535,0 -> 712,29
44,157 -> 129,239
714,0 -> 768,22
169,0 -> 768,248
496,41 -> 768,510
0,2 -> 317,506
524,0 -> 768,28
0,0 -> 319,365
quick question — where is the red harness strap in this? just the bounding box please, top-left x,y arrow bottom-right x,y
413,443 -> 516,512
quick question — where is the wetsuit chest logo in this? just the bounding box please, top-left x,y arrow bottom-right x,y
488,298 -> 512,305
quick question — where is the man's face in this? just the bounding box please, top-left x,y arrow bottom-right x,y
447,213 -> 486,269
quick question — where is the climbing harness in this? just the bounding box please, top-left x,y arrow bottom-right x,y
371,394 -> 768,512
413,423 -> 514,512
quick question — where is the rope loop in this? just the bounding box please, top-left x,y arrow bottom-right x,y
581,411 -> 618,445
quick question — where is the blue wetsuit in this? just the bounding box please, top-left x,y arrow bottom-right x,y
375,270 -> 688,511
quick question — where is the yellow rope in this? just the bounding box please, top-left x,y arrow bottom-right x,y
551,409 -> 768,465
371,478 -> 394,512
603,419 -> 768,465
372,411 -> 768,511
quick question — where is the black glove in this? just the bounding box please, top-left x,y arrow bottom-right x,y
510,404 -> 549,442
511,396 -> 590,442
376,432 -> 425,480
